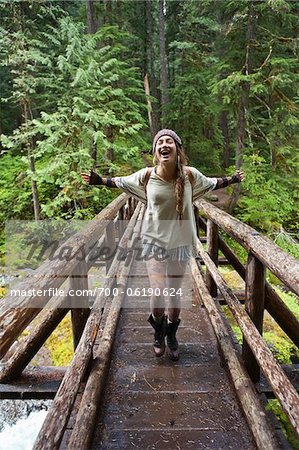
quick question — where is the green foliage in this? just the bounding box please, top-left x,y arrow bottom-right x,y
219,232 -> 248,265
272,228 -> 299,259
0,153 -> 30,223
273,287 -> 299,321
263,330 -> 297,364
210,0 -> 299,233
166,0 -> 223,174
221,278 -> 299,366
236,155 -> 297,232
44,314 -> 73,366
0,11 -> 147,220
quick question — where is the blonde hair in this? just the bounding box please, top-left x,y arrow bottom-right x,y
153,144 -> 189,219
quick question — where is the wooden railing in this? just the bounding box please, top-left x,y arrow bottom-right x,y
193,199 -> 299,439
0,194 -> 137,381
1,193 -> 298,445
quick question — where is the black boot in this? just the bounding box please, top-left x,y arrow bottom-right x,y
147,314 -> 167,357
166,319 -> 181,361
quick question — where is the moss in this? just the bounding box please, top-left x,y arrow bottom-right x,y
221,287 -> 299,365
273,287 -> 299,320
44,313 -> 74,366
0,286 -> 7,299
219,266 -> 245,290
263,331 -> 297,364
266,399 -> 299,449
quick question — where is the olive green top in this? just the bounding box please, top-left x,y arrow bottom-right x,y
114,167 -> 217,250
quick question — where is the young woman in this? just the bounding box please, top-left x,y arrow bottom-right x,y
81,129 -> 244,361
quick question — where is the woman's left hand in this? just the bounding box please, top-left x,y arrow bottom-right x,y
233,170 -> 245,183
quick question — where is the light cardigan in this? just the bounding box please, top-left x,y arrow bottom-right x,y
114,167 -> 217,252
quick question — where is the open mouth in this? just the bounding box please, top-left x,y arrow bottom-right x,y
160,148 -> 171,156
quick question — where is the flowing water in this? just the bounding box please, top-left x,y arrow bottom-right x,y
0,399 -> 52,450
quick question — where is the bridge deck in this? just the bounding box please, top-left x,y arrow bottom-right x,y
90,261 -> 257,450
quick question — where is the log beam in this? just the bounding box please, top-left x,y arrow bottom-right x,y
243,253 -> 265,383
195,199 -> 299,296
195,213 -> 299,347
70,260 -> 90,350
206,219 -> 218,297
67,207 -> 144,449
104,220 -> 116,274
0,293 -> 68,382
0,194 -> 127,359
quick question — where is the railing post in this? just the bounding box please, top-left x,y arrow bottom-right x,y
206,219 -> 218,297
128,197 -> 134,218
242,252 -> 265,383
70,259 -> 90,350
117,206 -> 125,239
193,205 -> 200,238
124,200 -> 130,220
104,220 -> 116,273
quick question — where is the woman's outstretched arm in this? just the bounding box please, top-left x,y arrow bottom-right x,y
81,171 -> 117,188
213,170 -> 245,190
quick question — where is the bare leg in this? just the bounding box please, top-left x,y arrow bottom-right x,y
145,258 -> 168,357
167,260 -> 188,322
146,258 -> 167,317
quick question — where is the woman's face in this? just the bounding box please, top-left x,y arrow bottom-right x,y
155,135 -> 177,165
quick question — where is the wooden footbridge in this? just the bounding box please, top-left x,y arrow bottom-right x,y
0,193 -> 299,449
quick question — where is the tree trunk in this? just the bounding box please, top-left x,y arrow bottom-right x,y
146,0 -> 160,135
89,129 -> 97,163
219,110 -> 231,168
229,1 -> 255,213
144,74 -> 154,136
22,95 -> 40,221
106,126 -> 114,161
86,0 -> 98,162
28,151 -> 40,221
16,2 -> 40,220
86,0 -> 98,34
159,0 -> 169,127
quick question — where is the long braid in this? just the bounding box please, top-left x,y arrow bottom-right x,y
175,155 -> 185,220
153,142 -> 189,220
175,146 -> 188,220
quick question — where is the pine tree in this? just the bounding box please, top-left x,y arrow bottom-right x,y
1,13 -> 147,219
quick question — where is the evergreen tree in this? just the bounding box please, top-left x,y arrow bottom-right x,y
211,0 -> 299,228
166,0 -> 223,175
1,13 -> 147,219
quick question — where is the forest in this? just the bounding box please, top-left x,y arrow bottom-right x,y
0,0 -> 299,446
0,0 -> 298,242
